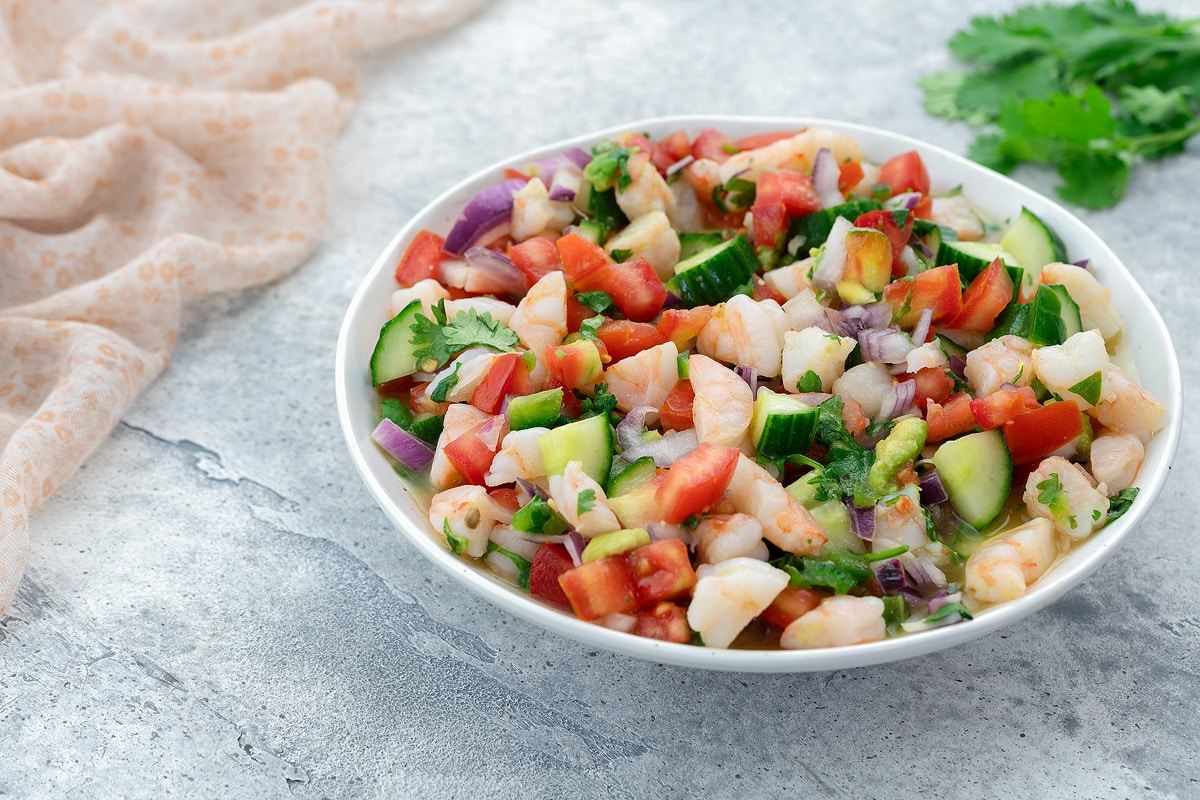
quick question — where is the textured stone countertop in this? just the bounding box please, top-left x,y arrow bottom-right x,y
4,1 -> 1199,797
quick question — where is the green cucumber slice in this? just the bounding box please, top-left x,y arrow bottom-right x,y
678,231 -> 727,260
931,429 -> 1013,530
539,413 -> 614,486
370,300 -> 423,386
607,456 -> 657,497
408,414 -> 445,445
751,388 -> 819,457
665,233 -> 757,307
935,240 -> 1020,283
1027,284 -> 1082,347
999,206 -> 1066,280
786,199 -> 883,253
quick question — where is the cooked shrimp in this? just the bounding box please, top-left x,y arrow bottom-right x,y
1088,364 -> 1167,444
604,340 -> 679,413
695,514 -> 768,565
682,157 -> 723,200
430,403 -> 490,490
780,286 -> 830,330
831,362 -> 893,419
763,258 -> 817,300
509,270 -> 568,360
444,296 -> 517,326
485,427 -> 550,487
548,460 -> 621,538
1039,263 -> 1121,342
605,210 -> 681,281
428,485 -> 513,558
615,152 -> 673,220
688,353 -> 753,447
726,454 -> 827,555
1024,456 -> 1110,539
781,327 -> 856,393
780,595 -> 886,649
963,517 -> 1059,603
667,179 -> 707,234
872,488 -> 929,553
1089,430 -> 1144,493
963,335 -> 1034,397
428,348 -> 497,403
929,195 -> 984,241
905,342 -> 949,373
697,294 -> 785,378
511,177 -> 576,241
389,278 -> 450,317
1032,329 -> 1111,410
686,557 -> 791,648
717,127 -> 864,184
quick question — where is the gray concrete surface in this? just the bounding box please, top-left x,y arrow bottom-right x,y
3,1 -> 1199,797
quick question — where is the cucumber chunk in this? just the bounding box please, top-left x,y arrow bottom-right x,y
935,240 -> 1019,282
786,199 -> 883,252
507,388 -> 564,430
607,456 -> 657,497
370,300 -> 423,386
539,413 -> 614,486
665,234 -> 757,307
751,388 -> 819,457
1027,284 -> 1083,346
999,207 -> 1066,280
931,429 -> 1013,530
678,231 -> 727,260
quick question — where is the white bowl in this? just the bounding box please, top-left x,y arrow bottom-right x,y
335,115 -> 1183,672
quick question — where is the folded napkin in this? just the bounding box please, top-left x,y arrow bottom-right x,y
0,0 -> 485,612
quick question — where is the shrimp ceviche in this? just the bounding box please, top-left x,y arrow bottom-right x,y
366,125 -> 1166,650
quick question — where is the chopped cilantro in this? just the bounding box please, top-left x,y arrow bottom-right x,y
443,518 -> 468,555
1092,508 -> 1102,521
379,397 -> 413,429
610,248 -> 633,263
720,142 -> 740,155
1107,487 -> 1139,523
579,315 -> 605,341
486,541 -> 532,589
512,496 -> 569,535
410,300 -> 519,372
1069,370 -> 1103,405
429,362 -> 461,403
797,369 -> 823,393
579,383 -> 619,419
577,488 -> 597,516
575,290 -> 617,315
770,550 -> 874,595
924,602 -> 973,624
1036,472 -> 1076,529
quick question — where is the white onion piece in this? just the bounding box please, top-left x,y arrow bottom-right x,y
885,192 -> 923,211
812,215 -> 853,290
812,147 -> 844,209
877,379 -> 917,422
615,406 -> 661,451
910,307 -> 934,349
620,428 -> 698,467
666,154 -> 695,177
858,327 -> 917,364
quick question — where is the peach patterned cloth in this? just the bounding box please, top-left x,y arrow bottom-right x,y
0,0 -> 485,612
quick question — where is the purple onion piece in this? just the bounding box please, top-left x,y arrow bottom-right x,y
665,154 -> 695,177
910,307 -> 934,348
1071,258 -> 1093,271
877,379 -> 917,422
886,191 -> 923,211
918,470 -> 949,505
899,587 -> 926,607
371,418 -> 436,470
873,558 -> 908,593
928,589 -> 963,615
857,326 -> 917,364
904,558 -> 941,591
647,522 -> 687,543
812,147 -> 843,209
515,477 -> 549,505
662,291 -> 683,310
912,237 -> 934,260
949,354 -> 968,381
615,406 -> 659,451
548,185 -> 576,202
464,246 -> 526,293
845,500 -> 876,541
562,147 -> 591,169
564,531 -> 586,567
734,364 -> 759,393
443,178 -> 526,254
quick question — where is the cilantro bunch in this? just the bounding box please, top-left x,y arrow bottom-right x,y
921,0 -> 1200,208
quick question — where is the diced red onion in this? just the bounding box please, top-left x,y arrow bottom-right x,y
665,154 -> 695,177
734,364 -> 759,393
662,291 -> 683,310
475,415 -> 509,451
949,354 -> 968,381
371,418 -> 435,470
464,247 -> 527,294
564,531 -> 586,567
904,557 -> 941,591
812,215 -> 853,290
615,406 -> 660,451
647,522 -> 687,543
846,500 -> 876,541
843,302 -> 892,329
548,164 -> 583,203
563,147 -> 591,169
857,327 -> 916,364
838,317 -> 865,338
515,477 -> 549,505
873,558 -> 907,593
620,428 -> 698,467
928,589 -> 962,615
911,236 -> 934,260
444,178 -> 526,254
910,307 -> 934,347
898,587 -> 925,607
1071,258 -> 1093,271
819,307 -> 843,334
877,379 -> 917,421
811,147 -> 843,209
918,470 -> 949,505
886,192 -> 923,211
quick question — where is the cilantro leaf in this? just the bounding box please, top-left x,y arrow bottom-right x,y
1107,487 -> 1139,523
578,315 -> 605,341
924,601 -> 974,624
575,290 -> 616,315
443,518 -> 468,555
1068,370 -> 1103,405
610,248 -> 633,263
379,397 -> 413,429
411,301 -> 519,372
771,550 -> 874,595
429,362 -> 460,403
579,383 -> 618,419
486,541 -> 532,589
512,496 -> 570,535
577,488 -> 596,516
1037,472 -> 1077,530
797,369 -> 823,393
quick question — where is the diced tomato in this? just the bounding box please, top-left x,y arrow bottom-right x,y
627,539 -> 698,606
692,128 -> 737,162
855,208 -> 916,278
659,380 -> 695,431
925,391 -> 977,442
558,557 -> 639,621
752,200 -> 788,253
548,374 -> 582,418
970,385 -> 1041,430
751,275 -> 788,304
760,586 -> 827,628
557,232 -> 611,289
838,160 -> 865,196
657,306 -> 712,349
633,602 -> 692,644
883,264 -> 963,327
655,443 -> 739,524
543,340 -> 604,389
503,168 -> 531,182
944,258 -> 1014,331
596,320 -> 666,362
734,130 -> 803,151
488,487 -> 521,512
565,294 -> 592,334
757,171 -> 822,217
654,130 -> 692,170
409,382 -> 448,416
841,397 -> 869,438
604,257 -> 667,322
1003,400 -> 1083,465
509,236 -> 562,286
901,366 -> 956,411
443,418 -> 502,485
529,543 -> 574,609
393,229 -> 446,287
877,150 -> 931,196
471,353 -> 522,415
912,195 -> 933,220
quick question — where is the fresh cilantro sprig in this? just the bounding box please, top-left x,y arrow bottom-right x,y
578,383 -> 619,420
1107,487 -> 1139,523
920,0 -> 1200,208
410,300 -> 520,373
1037,472 -> 1077,530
